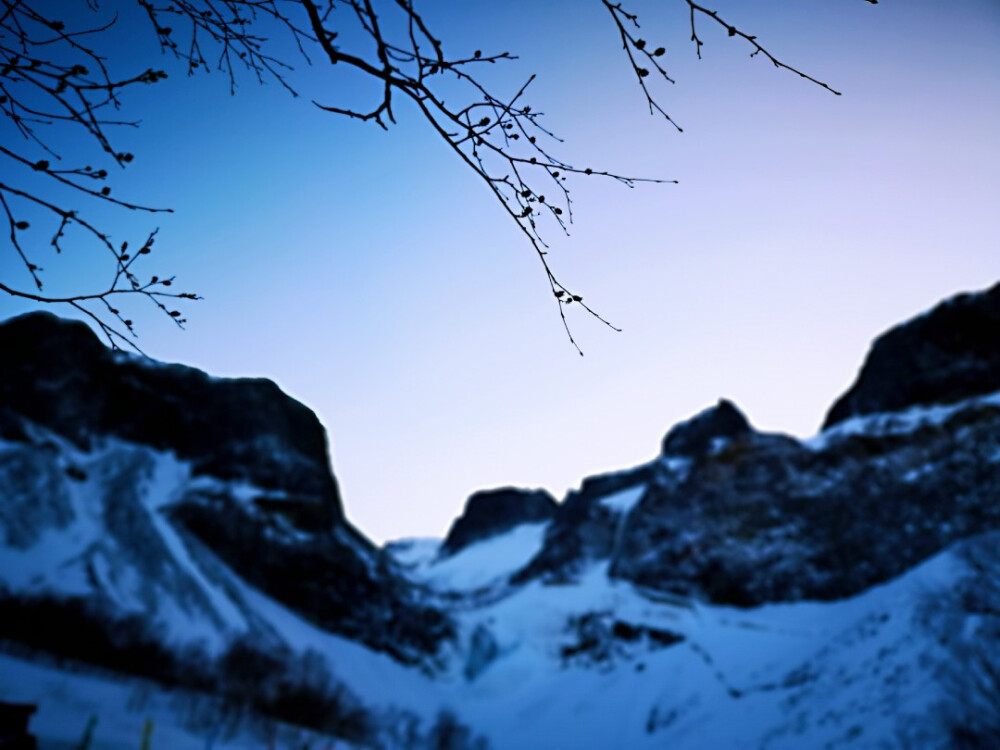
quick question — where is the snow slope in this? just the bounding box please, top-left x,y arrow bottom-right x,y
0,653 -> 362,750
376,523 -> 984,749
4,522 -> 976,749
393,522 -> 549,593
3,409 -> 995,748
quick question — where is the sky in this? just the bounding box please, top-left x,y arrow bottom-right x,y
2,0 -> 999,543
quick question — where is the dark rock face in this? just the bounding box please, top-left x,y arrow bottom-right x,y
170,495 -> 452,661
0,312 -> 340,531
441,486 -> 557,556
559,612 -> 683,666
824,281 -> 1000,429
661,399 -> 752,457
0,312 -> 452,663
512,462 -> 660,584
463,624 -> 500,681
614,403 -> 1000,605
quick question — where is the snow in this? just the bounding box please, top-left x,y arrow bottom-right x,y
426,546 -> 963,749
0,438 -> 250,651
0,433 -> 455,744
214,559 -> 447,713
0,498 -> 977,750
807,388 -> 1000,450
386,537 -> 441,568
0,441 -> 105,593
140,453 -> 249,643
401,522 -> 550,593
598,485 -> 646,515
186,475 -> 292,506
0,652 -> 363,749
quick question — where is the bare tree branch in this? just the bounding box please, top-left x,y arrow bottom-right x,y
684,1 -> 845,95
0,0 -> 878,353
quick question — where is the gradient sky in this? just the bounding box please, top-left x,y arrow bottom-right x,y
2,0 -> 999,542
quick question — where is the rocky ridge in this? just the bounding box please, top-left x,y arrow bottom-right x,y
0,312 -> 452,667
501,282 -> 1000,606
824,280 -> 1000,428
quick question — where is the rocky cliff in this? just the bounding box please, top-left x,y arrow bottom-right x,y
0,312 -> 452,670
441,487 -> 557,556
510,282 -> 1000,606
823,279 -> 1000,427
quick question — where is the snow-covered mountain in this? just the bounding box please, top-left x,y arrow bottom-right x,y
1,282 -> 998,749
0,313 -> 449,661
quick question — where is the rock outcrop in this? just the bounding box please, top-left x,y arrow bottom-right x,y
0,312 -> 452,667
612,398 -> 1000,605
513,282 -> 1000,606
0,312 -> 340,531
441,487 -> 557,556
661,399 -> 752,457
823,280 -> 1000,428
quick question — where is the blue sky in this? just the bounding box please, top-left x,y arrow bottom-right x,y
2,0 -> 999,541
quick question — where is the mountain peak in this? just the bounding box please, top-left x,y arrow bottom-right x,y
823,280 -> 1000,429
660,398 -> 752,457
441,486 -> 557,556
0,312 -> 343,526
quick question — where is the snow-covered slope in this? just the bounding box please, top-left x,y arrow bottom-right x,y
0,432 -> 244,652
3,521 -> 991,750
375,524 -> 994,749
391,522 -> 549,594
0,652 -> 364,750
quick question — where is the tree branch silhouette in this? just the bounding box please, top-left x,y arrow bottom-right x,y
1,0 -> 877,353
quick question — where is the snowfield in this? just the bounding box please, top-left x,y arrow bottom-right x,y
0,522 -> 979,749
393,522 -> 549,593
388,523 -> 969,750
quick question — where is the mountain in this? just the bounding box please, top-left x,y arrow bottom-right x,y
508,281 -> 1000,606
440,487 -> 557,557
0,313 -> 456,746
1,282 -> 998,749
823,280 -> 1000,427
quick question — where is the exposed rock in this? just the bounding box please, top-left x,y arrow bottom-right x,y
611,401 -> 1000,604
513,416 -> 803,589
511,465 -> 657,584
574,462 -> 659,501
441,486 -> 557,556
661,399 -> 752,457
169,493 -> 452,661
463,624 -> 499,681
824,281 -> 1000,428
559,611 -> 683,666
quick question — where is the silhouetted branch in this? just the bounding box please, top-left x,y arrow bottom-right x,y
0,0 -> 199,350
684,1 -> 844,95
602,2 -> 682,131
1,0 -> 877,353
